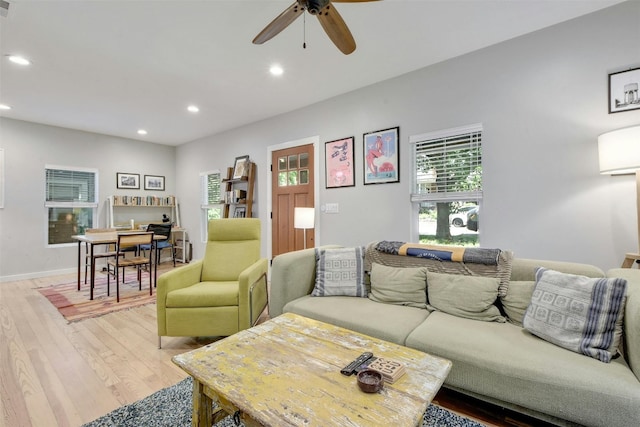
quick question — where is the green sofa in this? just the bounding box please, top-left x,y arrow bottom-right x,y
270,246 -> 640,427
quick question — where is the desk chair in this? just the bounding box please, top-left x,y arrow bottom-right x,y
140,223 -> 175,267
107,232 -> 154,302
156,218 -> 268,348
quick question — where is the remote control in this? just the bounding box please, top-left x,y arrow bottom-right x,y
340,351 -> 373,376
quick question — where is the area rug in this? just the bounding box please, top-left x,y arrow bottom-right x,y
82,377 -> 485,427
37,271 -> 156,323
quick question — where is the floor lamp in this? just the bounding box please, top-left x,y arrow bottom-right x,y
294,207 -> 315,249
598,125 -> 640,267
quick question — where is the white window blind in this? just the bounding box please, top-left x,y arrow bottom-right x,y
411,124 -> 483,203
45,166 -> 97,206
201,171 -> 222,206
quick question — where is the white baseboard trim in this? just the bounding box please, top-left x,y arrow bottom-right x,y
0,267 -> 77,283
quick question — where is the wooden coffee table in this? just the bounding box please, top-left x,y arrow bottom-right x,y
173,313 -> 452,427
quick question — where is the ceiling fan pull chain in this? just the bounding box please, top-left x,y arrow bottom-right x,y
303,12 -> 307,49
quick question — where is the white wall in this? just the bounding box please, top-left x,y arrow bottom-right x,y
0,118 -> 176,280
176,1 -> 640,272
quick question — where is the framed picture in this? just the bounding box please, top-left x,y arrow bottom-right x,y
363,126 -> 400,185
325,137 -> 355,188
144,175 -> 165,191
116,172 -> 140,189
232,155 -> 250,179
609,67 -> 640,113
234,206 -> 246,218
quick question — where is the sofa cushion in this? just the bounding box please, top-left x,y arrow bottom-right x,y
283,295 -> 430,345
426,271 -> 505,322
500,281 -> 535,326
406,311 -> 640,427
523,267 -> 627,363
312,247 -> 366,297
368,263 -> 428,308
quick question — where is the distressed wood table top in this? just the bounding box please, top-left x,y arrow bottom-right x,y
173,313 -> 452,427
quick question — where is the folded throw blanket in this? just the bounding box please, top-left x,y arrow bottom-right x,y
375,241 -> 500,266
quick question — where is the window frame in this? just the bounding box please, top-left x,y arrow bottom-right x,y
200,169 -> 223,242
409,124 -> 483,243
45,164 -> 99,247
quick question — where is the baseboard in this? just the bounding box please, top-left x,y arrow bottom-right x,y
0,267 -> 76,283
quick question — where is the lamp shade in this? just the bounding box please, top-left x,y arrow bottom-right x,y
598,125 -> 640,175
294,207 -> 315,229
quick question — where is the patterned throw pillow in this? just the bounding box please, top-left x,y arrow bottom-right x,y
312,247 -> 367,297
523,267 -> 627,363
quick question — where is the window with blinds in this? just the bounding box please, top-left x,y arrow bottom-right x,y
411,124 -> 482,202
45,166 -> 98,245
410,124 -> 482,246
200,171 -> 222,241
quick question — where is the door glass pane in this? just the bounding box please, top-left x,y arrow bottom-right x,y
288,155 -> 298,169
278,172 -> 288,187
299,153 -> 309,168
300,169 -> 309,184
278,157 -> 287,171
288,171 -> 298,186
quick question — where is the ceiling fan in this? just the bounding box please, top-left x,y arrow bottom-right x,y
253,0 -> 379,55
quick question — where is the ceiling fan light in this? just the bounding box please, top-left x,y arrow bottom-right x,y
137,129 -> 148,135
187,105 -> 200,113
0,104 -> 11,110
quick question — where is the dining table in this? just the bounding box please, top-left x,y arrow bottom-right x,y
71,231 -> 166,300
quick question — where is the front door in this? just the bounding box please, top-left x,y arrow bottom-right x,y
271,144 -> 315,257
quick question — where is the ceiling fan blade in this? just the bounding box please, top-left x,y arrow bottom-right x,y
332,0 -> 380,2
253,2 -> 304,45
316,3 -> 356,55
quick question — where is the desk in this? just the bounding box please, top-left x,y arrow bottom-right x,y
72,231 -> 164,300
173,313 -> 451,427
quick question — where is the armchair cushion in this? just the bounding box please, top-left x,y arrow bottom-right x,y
166,282 -> 239,308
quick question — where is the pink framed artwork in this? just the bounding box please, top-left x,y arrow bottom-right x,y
325,137 -> 355,188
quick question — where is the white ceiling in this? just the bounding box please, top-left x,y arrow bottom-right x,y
0,0 -> 625,146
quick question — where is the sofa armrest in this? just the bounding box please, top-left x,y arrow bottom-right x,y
608,268 -> 640,381
269,246 -> 343,317
156,259 -> 203,335
238,258 -> 268,330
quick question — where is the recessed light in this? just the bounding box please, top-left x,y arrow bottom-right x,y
137,129 -> 148,135
0,104 -> 11,110
270,65 -> 284,76
7,55 -> 31,66
187,105 -> 200,113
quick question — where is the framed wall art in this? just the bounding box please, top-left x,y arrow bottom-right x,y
144,175 -> 165,191
609,67 -> 640,113
232,155 -> 250,179
363,126 -> 400,185
325,136 -> 355,188
116,172 -> 140,189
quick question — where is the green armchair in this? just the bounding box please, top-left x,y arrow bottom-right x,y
156,218 -> 268,348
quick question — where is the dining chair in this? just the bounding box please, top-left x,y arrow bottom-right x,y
83,228 -> 117,285
107,232 -> 154,302
140,223 -> 175,267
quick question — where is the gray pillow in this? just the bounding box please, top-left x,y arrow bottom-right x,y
312,247 -> 367,297
500,281 -> 536,326
368,263 -> 428,308
426,271 -> 505,322
523,267 -> 627,363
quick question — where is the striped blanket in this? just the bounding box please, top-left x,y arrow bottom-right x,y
375,241 -> 500,265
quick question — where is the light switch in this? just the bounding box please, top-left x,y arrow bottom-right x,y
325,203 -> 339,214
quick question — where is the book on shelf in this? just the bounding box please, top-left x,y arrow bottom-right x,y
112,195 -> 175,206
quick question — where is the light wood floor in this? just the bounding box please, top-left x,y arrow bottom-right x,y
0,264 -> 548,427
